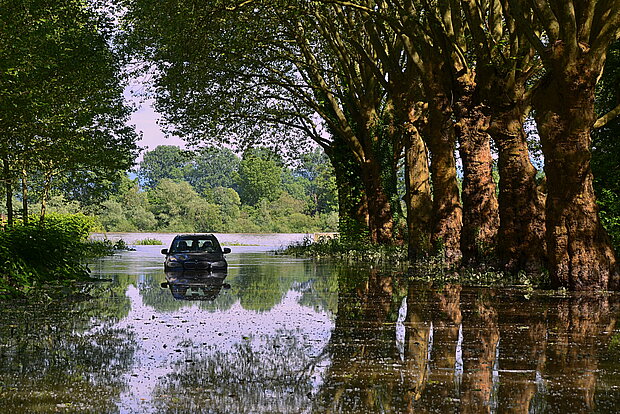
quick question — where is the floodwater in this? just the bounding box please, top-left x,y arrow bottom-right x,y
1,234 -> 620,413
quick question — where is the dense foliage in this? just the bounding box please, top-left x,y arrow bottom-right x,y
0,0 -> 139,226
0,214 -> 100,295
593,40 -> 620,251
122,0 -> 620,291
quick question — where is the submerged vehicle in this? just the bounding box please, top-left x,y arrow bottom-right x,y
161,234 -> 230,271
161,270 -> 230,301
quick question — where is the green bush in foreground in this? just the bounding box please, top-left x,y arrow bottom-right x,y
0,214 -> 103,295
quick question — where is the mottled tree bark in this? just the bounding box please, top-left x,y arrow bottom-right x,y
533,58 -> 619,290
404,123 -> 432,259
424,87 -> 463,262
488,106 -> 546,274
454,75 -> 499,264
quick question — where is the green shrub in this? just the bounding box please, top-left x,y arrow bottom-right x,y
0,213 -> 102,296
597,188 -> 620,251
133,238 -> 163,245
281,237 -> 409,265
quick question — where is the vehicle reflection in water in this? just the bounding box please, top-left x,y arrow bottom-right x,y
161,271 -> 231,301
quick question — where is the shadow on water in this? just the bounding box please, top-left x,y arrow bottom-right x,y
1,243 -> 620,413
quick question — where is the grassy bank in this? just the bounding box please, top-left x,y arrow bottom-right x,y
0,213 -> 115,296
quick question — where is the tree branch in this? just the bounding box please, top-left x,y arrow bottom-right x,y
594,102 -> 620,129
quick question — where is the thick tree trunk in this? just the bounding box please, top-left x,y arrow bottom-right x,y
533,66 -> 619,290
360,157 -> 394,244
21,166 -> 28,225
454,77 -> 499,264
404,126 -> 432,259
3,157 -> 13,226
425,97 -> 463,263
326,143 -> 370,244
489,108 -> 546,273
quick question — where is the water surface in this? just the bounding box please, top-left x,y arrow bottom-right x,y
1,235 -> 619,413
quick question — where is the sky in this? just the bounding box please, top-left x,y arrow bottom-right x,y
130,98 -> 185,158
130,97 -> 185,152
124,80 -> 185,162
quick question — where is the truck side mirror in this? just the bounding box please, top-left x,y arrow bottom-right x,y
161,249 -> 168,255
223,247 -> 231,254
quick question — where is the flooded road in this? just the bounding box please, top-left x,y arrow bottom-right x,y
1,235 -> 620,413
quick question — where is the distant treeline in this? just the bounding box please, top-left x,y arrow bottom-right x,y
1,145 -> 339,234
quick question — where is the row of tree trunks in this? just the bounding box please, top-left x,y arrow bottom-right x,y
454,74 -> 500,264
533,59 -> 619,290
320,43 -> 616,293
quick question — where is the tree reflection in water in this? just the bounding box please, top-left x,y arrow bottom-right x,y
316,268 -> 411,412
0,281 -> 136,412
315,271 -> 620,413
2,252 -> 620,413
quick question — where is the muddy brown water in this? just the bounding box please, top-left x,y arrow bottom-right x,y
1,234 -> 619,413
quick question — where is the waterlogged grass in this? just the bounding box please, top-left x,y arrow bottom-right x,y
133,238 -> 163,245
282,238 -> 551,288
280,237 -> 408,266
